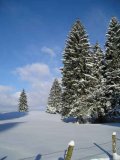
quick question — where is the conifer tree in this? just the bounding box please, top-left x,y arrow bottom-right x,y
62,20 -> 96,120
104,17 -> 120,115
46,79 -> 62,114
73,43 -> 105,122
61,17 -> 120,123
90,43 -> 106,122
92,42 -> 104,80
19,89 -> 28,112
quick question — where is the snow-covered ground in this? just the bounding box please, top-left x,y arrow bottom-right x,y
0,111 -> 120,160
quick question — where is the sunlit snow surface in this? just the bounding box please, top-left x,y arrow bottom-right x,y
0,111 -> 120,160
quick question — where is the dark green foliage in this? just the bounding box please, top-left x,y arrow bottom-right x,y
62,20 -> 94,118
19,89 -> 28,112
60,17 -> 120,123
105,17 -> 120,113
90,42 -> 106,121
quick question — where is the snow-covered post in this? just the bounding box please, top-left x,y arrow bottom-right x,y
112,132 -> 117,154
65,141 -> 75,160
112,132 -> 119,160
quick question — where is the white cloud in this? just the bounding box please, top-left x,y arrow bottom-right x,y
0,85 -> 13,93
27,82 -> 51,110
41,46 -> 55,57
15,63 -> 54,110
15,63 -> 51,83
0,85 -> 19,112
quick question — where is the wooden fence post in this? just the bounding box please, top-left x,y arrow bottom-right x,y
112,132 -> 117,154
112,132 -> 120,160
65,141 -> 75,160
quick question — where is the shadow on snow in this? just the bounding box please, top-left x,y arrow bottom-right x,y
0,122 -> 24,132
101,123 -> 120,127
0,156 -> 7,160
62,117 -> 77,123
0,112 -> 28,121
94,142 -> 112,159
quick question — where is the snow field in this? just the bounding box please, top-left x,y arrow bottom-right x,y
1,111 -> 120,160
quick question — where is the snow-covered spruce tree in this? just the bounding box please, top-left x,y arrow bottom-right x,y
104,17 -> 120,118
90,42 -> 106,122
19,89 -> 28,112
92,42 -> 104,83
61,20 -> 97,122
46,79 -> 62,114
75,43 -> 105,123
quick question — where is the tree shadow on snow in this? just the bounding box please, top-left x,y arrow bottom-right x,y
0,122 -> 24,132
58,157 -> 64,160
74,142 -> 112,160
94,142 -> 112,159
62,117 -> 77,123
35,150 -> 66,160
0,156 -> 7,160
34,154 -> 42,160
101,123 -> 120,128
0,112 -> 28,121
58,149 -> 66,160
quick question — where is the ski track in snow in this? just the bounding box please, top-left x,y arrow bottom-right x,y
0,111 -> 120,160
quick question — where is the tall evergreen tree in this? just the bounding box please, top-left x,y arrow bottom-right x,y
90,42 -> 106,122
62,20 -> 96,120
73,43 -> 105,122
46,79 -> 62,114
19,89 -> 28,112
104,17 -> 120,115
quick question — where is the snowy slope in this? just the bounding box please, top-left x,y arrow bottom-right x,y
0,111 -> 120,160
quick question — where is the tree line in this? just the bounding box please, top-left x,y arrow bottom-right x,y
46,17 -> 120,123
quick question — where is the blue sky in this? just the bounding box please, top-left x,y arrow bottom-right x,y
0,0 -> 120,111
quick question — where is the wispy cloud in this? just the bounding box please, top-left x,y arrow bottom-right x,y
15,63 -> 54,110
0,85 -> 19,112
0,85 -> 13,93
41,46 -> 55,57
15,63 -> 51,83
